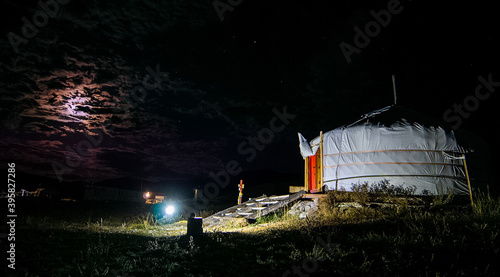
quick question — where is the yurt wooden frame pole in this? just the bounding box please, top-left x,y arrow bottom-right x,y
304,155 -> 309,191
462,154 -> 474,206
319,131 -> 324,192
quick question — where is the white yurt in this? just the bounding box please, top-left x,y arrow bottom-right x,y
298,106 -> 471,196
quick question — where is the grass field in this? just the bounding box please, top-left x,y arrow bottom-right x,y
4,189 -> 500,277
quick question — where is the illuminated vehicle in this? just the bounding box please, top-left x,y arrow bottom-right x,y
143,191 -> 181,222
143,191 -> 165,204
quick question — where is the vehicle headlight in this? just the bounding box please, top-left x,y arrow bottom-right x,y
165,205 -> 175,215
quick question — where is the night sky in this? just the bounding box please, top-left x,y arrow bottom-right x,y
1,0 -> 498,188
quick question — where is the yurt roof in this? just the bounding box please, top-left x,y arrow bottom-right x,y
348,105 -> 454,131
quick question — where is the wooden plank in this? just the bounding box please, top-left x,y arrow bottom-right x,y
302,193 -> 326,199
258,201 -> 279,205
237,212 -> 254,216
269,195 -> 290,200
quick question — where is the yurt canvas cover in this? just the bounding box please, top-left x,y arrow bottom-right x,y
298,106 -> 470,195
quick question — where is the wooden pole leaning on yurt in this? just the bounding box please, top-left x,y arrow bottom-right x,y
462,154 -> 474,206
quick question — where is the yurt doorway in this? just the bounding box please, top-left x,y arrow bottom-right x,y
305,131 -> 323,193
306,153 -> 320,192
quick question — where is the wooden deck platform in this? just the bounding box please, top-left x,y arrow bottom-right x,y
203,190 -> 305,228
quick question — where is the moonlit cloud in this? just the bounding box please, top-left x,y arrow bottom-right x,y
0,24 -> 233,182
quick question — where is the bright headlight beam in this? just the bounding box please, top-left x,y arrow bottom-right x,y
165,205 -> 175,215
